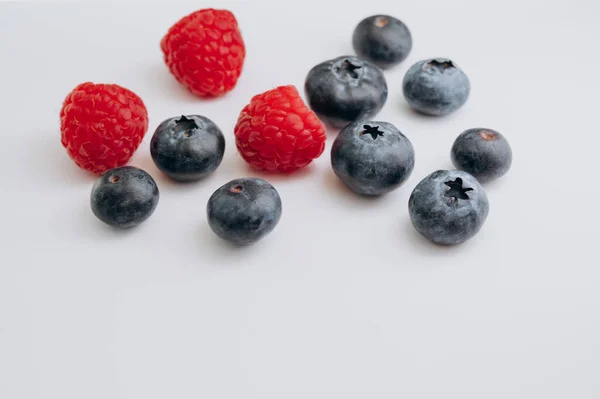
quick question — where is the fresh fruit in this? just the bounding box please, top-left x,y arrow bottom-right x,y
150,115 -> 225,181
331,121 -> 415,195
234,85 -> 326,173
161,8 -> 246,97
352,14 -> 412,69
90,166 -> 159,228
60,82 -> 149,175
408,170 -> 489,245
402,58 -> 470,116
304,55 -> 388,128
207,178 -> 282,245
451,128 -> 512,182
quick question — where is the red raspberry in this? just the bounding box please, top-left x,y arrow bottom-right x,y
234,85 -> 327,173
60,82 -> 149,175
161,8 -> 246,97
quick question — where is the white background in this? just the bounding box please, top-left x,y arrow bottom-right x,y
1,1 -> 599,398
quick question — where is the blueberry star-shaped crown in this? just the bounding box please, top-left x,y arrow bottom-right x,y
360,125 -> 384,139
175,115 -> 199,132
444,177 -> 473,200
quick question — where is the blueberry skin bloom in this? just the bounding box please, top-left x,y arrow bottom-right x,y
150,115 -> 225,181
451,128 -> 512,182
352,15 -> 412,70
403,58 -> 470,116
207,178 -> 282,245
331,121 -> 414,195
408,170 -> 488,245
91,166 -> 160,228
305,55 -> 388,128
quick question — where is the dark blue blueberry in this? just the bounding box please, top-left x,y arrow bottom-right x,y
408,170 -> 488,245
207,178 -> 282,245
352,15 -> 412,70
150,115 -> 225,182
304,55 -> 388,128
403,58 -> 470,116
90,166 -> 159,228
451,128 -> 512,183
331,121 -> 414,195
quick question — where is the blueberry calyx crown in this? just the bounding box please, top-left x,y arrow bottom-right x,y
335,59 -> 362,80
444,177 -> 473,200
230,184 -> 243,193
174,115 -> 199,136
424,59 -> 455,71
374,16 -> 389,28
359,124 -> 384,140
479,130 -> 497,140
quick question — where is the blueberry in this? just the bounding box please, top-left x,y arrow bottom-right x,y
304,55 -> 388,128
150,115 -> 225,181
352,15 -> 412,70
408,170 -> 488,245
90,166 -> 159,228
331,121 -> 414,195
206,178 -> 282,245
451,128 -> 512,183
403,58 -> 470,116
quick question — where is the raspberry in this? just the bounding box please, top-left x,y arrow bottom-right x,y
234,85 -> 327,173
160,8 -> 246,97
60,82 -> 149,175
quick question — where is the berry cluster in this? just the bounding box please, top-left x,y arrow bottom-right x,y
59,9 -> 512,246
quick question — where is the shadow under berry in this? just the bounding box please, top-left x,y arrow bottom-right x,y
322,168 -> 387,206
145,62 -> 203,102
35,135 -> 97,186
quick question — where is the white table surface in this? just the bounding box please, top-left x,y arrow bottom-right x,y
1,1 -> 599,398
